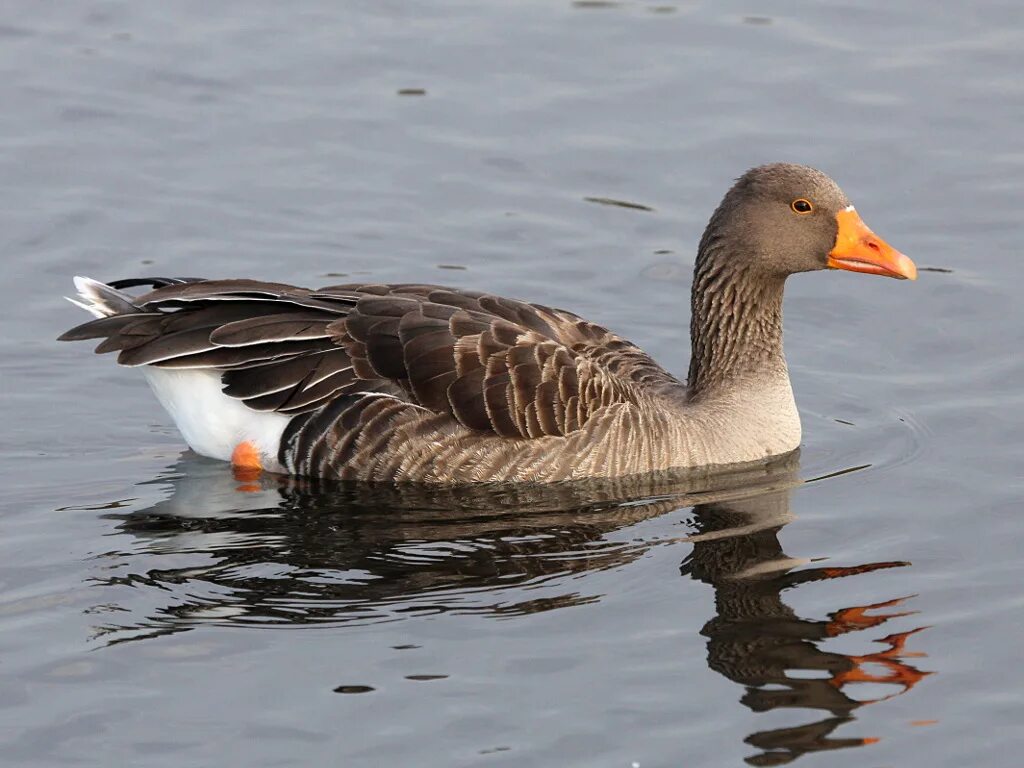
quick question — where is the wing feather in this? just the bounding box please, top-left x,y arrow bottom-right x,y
61,278 -> 682,434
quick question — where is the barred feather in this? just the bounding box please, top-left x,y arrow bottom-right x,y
60,276 -> 688,482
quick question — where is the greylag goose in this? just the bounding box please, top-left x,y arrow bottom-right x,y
59,163 -> 916,483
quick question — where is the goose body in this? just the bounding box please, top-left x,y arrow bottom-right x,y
60,164 -> 916,483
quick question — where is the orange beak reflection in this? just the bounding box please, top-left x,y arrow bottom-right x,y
828,208 -> 917,280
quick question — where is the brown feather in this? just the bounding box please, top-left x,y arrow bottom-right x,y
63,277 -> 688,483
221,350 -> 349,399
342,312 -> 393,342
209,313 -> 331,346
533,380 -> 561,436
490,319 -> 523,347
58,313 -> 158,342
115,327 -> 221,366
483,378 -> 520,437
148,341 -> 319,370
449,309 -> 491,337
523,405 -> 543,438
447,368 -> 490,431
476,330 -> 506,366
274,370 -> 360,414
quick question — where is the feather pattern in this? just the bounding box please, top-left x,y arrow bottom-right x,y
57,165 -> 915,483
59,277 -> 707,482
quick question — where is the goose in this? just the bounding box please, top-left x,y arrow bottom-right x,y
59,163 -> 916,483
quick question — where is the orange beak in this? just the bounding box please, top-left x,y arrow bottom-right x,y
828,208 -> 917,280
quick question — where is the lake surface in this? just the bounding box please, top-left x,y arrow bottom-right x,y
2,1 -> 1023,765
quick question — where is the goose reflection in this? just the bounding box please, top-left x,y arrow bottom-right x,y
94,452 -> 930,763
97,454 -> 794,632
683,491 -> 930,765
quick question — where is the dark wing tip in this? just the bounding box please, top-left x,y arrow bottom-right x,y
106,277 -> 205,291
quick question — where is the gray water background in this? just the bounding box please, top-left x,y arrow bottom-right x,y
2,1 -> 1023,766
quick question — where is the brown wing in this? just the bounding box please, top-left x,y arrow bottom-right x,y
60,279 -> 373,414
329,284 -> 682,438
60,279 -> 681,436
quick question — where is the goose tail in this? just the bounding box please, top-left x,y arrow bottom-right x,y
64,276 -> 139,319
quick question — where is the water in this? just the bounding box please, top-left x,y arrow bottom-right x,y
2,1 -> 1023,765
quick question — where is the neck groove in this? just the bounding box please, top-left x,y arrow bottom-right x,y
687,245 -> 787,398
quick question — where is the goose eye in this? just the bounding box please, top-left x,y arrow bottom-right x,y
791,198 -> 814,214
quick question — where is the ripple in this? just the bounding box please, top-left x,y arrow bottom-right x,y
87,455 -> 801,639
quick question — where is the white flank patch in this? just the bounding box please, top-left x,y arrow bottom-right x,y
144,368 -> 291,472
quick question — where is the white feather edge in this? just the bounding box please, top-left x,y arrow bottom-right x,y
64,295 -> 106,318
66,275 -> 118,318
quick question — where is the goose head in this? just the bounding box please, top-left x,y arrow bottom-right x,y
702,163 -> 917,281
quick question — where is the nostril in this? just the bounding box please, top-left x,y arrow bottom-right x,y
866,240 -> 881,253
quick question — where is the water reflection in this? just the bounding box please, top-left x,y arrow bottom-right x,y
93,453 -> 929,762
683,493 -> 930,765
96,455 -> 794,634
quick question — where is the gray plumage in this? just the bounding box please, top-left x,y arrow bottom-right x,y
59,164 -> 914,483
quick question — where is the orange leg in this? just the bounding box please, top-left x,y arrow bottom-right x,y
829,627 -> 932,703
231,441 -> 263,490
826,595 -> 917,637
